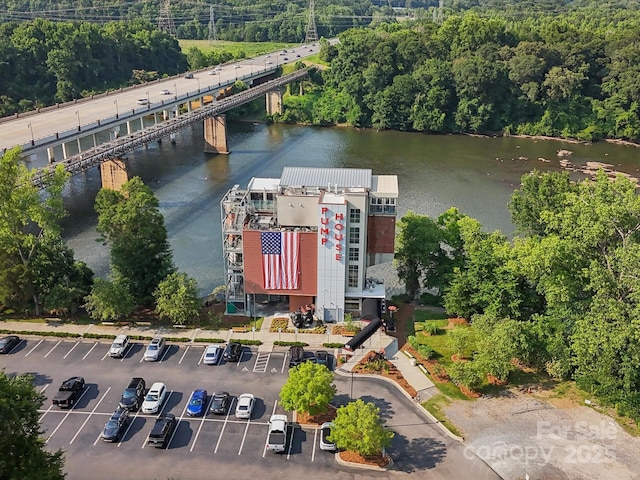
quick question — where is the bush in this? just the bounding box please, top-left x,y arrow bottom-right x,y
419,292 -> 443,307
322,342 -> 345,348
416,344 -> 436,360
423,323 -> 440,335
273,341 -> 309,347
193,337 -> 226,344
82,333 -> 116,340
448,360 -> 484,390
230,339 -> 262,345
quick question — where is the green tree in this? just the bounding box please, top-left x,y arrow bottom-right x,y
447,325 -> 476,358
0,371 -> 65,479
84,277 -> 135,322
0,147 -> 74,316
331,399 -> 394,457
473,315 -> 528,382
153,272 -> 200,325
95,177 -> 174,305
279,361 -> 336,416
448,360 -> 484,391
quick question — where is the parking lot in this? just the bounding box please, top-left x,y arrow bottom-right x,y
2,337 -> 501,480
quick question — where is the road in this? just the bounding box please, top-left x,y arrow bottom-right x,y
0,44 -> 319,153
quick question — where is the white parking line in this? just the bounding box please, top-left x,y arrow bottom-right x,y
158,346 -> 171,363
9,339 -> 25,354
43,340 -> 62,358
214,397 -> 235,454
39,404 -> 54,421
117,410 -> 141,448
46,387 -> 90,443
179,346 -> 190,365
286,423 -> 295,460
120,343 -> 134,362
190,395 -> 215,452
101,346 -> 111,361
25,338 -> 44,357
236,349 -> 245,367
197,348 -> 206,366
70,387 -> 111,444
40,384 -> 49,394
311,428 -> 317,462
237,417 -> 251,455
82,342 -> 98,360
281,353 -> 288,373
253,353 -> 270,373
63,341 -> 80,359
262,400 -> 279,458
166,392 -> 190,449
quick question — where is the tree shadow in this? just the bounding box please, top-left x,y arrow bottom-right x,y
389,433 -> 447,473
358,394 -> 395,420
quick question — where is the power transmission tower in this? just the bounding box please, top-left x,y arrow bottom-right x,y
433,0 -> 444,24
208,5 -> 218,42
304,0 -> 318,44
158,0 -> 176,37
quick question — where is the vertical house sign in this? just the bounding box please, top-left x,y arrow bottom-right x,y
320,207 -> 344,261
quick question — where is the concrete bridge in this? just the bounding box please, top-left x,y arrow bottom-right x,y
30,68 -> 310,189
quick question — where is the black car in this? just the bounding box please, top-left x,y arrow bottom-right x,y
102,407 -> 130,442
223,342 -> 242,362
148,413 -> 177,448
184,73 -> 194,79
288,346 -> 304,368
210,391 -> 231,415
0,335 -> 20,354
119,377 -> 146,411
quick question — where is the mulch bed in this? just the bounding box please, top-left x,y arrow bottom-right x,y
339,451 -> 392,467
296,405 -> 337,426
331,324 -> 360,335
353,351 -> 417,398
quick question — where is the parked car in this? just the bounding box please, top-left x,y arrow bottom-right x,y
288,346 -> 304,368
160,89 -> 171,95
209,392 -> 231,415
315,350 -> 329,367
186,389 -> 208,417
184,73 -> 194,79
0,335 -> 20,354
52,377 -> 85,408
303,351 -> 317,364
119,377 -> 146,411
223,342 -> 242,362
144,337 -> 166,362
203,344 -> 223,365
102,407 -> 130,442
147,413 -> 176,448
141,382 -> 167,414
235,393 -> 255,419
320,422 -> 336,451
136,98 -> 149,105
109,334 -> 130,358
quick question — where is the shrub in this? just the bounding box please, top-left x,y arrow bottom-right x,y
273,341 -> 309,347
448,361 -> 483,390
193,337 -> 226,344
82,333 -> 117,340
230,339 -> 262,345
323,342 -> 345,348
423,323 -> 440,335
416,344 -> 435,360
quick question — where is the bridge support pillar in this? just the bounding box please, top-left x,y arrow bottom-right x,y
266,90 -> 283,115
47,147 -> 55,163
100,159 -> 128,191
204,115 -> 229,154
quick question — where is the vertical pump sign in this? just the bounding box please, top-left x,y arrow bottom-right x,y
320,207 -> 344,262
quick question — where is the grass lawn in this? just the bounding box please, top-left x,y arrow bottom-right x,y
179,40 -> 298,58
423,394 -> 464,438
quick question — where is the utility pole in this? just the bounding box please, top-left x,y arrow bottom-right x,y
208,5 -> 218,43
157,0 -> 177,37
304,0 -> 318,44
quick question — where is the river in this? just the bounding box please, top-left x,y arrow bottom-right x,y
52,123 -> 640,296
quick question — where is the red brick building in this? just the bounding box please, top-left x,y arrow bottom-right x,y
220,167 -> 398,321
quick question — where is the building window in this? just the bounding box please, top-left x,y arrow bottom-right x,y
348,247 -> 359,261
348,265 -> 359,287
349,208 -> 361,223
370,197 -> 396,215
349,227 -> 360,244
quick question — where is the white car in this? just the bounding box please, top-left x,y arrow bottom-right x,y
320,422 -> 336,451
109,334 -> 129,358
235,393 -> 255,419
160,89 -> 171,95
136,98 -> 149,105
203,344 -> 223,365
142,382 -> 167,414
144,337 -> 166,362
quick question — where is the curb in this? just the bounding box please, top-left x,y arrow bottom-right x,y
334,451 -> 393,471
334,367 -> 464,443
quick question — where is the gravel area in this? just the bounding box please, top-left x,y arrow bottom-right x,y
443,388 -> 640,480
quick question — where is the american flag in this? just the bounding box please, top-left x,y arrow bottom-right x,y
261,231 -> 300,290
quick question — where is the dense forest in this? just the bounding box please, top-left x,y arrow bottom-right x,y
0,19 -> 187,114
281,9 -> 640,142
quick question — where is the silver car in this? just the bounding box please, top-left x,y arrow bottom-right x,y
320,422 -> 336,451
144,337 -> 166,362
235,393 -> 255,419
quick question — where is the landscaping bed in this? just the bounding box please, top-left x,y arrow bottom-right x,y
338,451 -> 391,468
353,351 -> 417,398
269,316 -> 326,334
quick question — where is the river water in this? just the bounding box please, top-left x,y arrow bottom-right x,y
53,122 -> 640,296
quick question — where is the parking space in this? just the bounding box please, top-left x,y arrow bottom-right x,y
2,336 -> 496,479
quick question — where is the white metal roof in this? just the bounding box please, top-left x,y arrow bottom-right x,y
371,175 -> 398,197
280,167 -> 372,189
247,177 -> 280,191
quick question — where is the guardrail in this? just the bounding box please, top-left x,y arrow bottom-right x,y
32,68 -> 310,188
